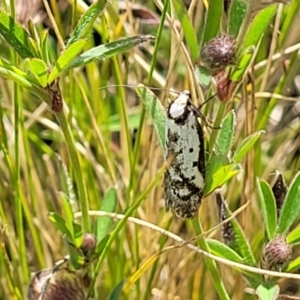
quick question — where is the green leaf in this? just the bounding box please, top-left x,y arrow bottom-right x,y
201,0 -> 223,45
256,284 -> 279,300
233,130 -> 265,163
136,85 -> 166,149
24,58 -> 48,87
47,39 -> 87,84
0,59 -> 33,88
65,35 -> 155,71
194,66 -> 211,88
231,6 -> 276,81
95,234 -> 110,255
104,112 -> 141,132
207,239 -> 244,263
287,226 -> 300,245
40,29 -> 50,64
0,10 -> 36,58
228,0 -> 248,37
73,223 -> 83,247
96,188 -> 117,243
215,110 -> 235,156
205,154 -> 240,195
107,279 -> 125,300
67,239 -> 85,270
208,239 -> 262,286
66,0 -> 107,47
172,0 -> 198,60
231,215 -> 256,266
286,256 -> 300,273
256,179 -> 277,240
48,212 -> 72,241
278,171 -> 300,235
60,193 -> 75,239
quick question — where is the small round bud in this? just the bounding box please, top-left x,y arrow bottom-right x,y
81,233 -> 97,256
200,35 -> 237,75
262,237 -> 292,271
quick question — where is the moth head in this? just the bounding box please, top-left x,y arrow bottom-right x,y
167,90 -> 192,120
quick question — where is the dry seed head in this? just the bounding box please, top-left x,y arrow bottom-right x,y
272,172 -> 287,217
28,267 -> 88,300
262,237 -> 292,271
216,193 -> 235,245
200,35 -> 237,75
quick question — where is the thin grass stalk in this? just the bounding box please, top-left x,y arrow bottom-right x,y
77,79 -> 116,183
55,111 -> 90,232
127,0 -> 170,203
112,56 -> 133,180
20,119 -> 45,268
192,218 -> 230,300
144,218 -> 173,299
87,165 -> 165,297
14,79 -> 30,287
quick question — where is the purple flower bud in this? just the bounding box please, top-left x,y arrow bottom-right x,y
200,35 -> 237,75
262,237 -> 291,271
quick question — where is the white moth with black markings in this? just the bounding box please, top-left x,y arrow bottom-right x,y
164,91 -> 205,219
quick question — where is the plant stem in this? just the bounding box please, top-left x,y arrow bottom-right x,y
192,218 -> 230,300
55,111 -> 90,233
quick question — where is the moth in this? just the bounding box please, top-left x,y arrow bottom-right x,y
164,90 -> 206,219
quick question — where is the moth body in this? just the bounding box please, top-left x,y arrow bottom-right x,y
164,91 -> 205,219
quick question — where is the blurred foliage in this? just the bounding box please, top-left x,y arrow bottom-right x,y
1,0 -> 300,299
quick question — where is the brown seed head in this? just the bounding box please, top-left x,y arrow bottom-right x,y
262,237 -> 292,271
200,35 -> 237,75
272,172 -> 287,217
28,267 -> 87,300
